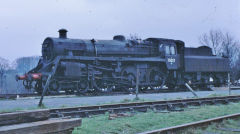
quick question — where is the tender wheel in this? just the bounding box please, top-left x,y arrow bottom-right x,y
213,75 -> 221,87
167,84 -> 176,89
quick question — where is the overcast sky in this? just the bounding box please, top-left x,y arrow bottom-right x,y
0,0 -> 239,61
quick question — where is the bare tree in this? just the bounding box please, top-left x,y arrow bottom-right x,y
231,55 -> 240,82
199,29 -> 240,67
0,57 -> 10,92
199,29 -> 223,55
129,33 -> 141,41
15,56 -> 40,74
220,32 -> 239,67
199,29 -> 240,82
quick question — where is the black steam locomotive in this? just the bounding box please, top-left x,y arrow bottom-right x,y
16,29 -> 230,94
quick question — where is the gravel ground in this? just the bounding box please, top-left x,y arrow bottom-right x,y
0,89 -> 240,111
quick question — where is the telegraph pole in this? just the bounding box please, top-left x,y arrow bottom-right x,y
135,66 -> 139,100
228,73 -> 231,95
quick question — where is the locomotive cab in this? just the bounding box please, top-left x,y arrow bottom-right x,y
146,38 -> 185,70
163,41 -> 184,70
164,44 -> 178,70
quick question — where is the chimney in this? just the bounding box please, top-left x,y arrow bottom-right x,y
113,35 -> 126,41
58,29 -> 68,38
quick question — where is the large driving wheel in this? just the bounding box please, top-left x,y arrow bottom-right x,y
125,73 -> 136,93
64,88 -> 74,95
149,70 -> 166,90
76,78 -> 89,94
166,83 -> 176,89
93,74 -> 113,93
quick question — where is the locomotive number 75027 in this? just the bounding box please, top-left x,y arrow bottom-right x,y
167,57 -> 175,64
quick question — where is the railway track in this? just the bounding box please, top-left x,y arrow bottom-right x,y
139,113 -> 240,134
49,95 -> 240,118
1,95 -> 240,133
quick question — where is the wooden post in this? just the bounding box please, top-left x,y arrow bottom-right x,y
38,74 -> 52,107
228,73 -> 231,95
38,57 -> 60,107
135,66 -> 139,100
185,83 -> 198,98
17,80 -> 19,99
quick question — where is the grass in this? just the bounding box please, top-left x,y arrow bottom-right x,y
120,98 -> 148,103
207,93 -> 226,97
0,108 -> 24,113
0,103 -> 48,113
72,102 -> 240,134
0,105 -> 47,113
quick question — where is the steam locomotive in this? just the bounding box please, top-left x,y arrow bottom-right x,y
16,29 -> 230,94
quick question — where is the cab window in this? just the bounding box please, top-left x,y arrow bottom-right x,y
170,46 -> 176,55
165,46 -> 170,55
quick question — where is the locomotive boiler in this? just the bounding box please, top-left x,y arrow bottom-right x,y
16,29 -> 230,94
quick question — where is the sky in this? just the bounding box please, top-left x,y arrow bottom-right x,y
0,0 -> 239,61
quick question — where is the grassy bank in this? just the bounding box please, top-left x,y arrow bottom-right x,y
73,102 -> 240,134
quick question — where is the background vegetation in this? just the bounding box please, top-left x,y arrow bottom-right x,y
0,56 -> 39,94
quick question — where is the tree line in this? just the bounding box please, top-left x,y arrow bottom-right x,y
0,56 -> 39,93
199,29 -> 240,82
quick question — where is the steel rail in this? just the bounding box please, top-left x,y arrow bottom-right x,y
49,95 -> 240,118
138,113 -> 240,134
